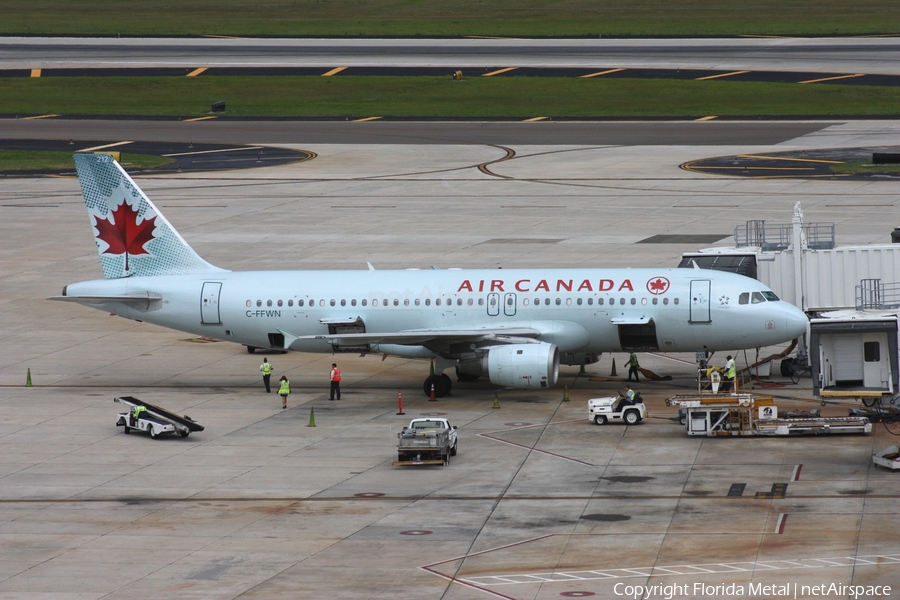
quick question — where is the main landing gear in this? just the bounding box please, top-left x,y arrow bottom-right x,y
423,373 -> 452,398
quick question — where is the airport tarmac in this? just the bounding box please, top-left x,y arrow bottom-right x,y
2,121 -> 900,599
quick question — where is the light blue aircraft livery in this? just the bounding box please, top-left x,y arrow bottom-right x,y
54,153 -> 808,397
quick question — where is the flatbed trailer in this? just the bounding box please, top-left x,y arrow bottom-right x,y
114,396 -> 204,439
666,393 -> 871,436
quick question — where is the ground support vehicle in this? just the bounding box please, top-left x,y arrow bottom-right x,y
588,395 -> 647,425
392,418 -> 458,466
114,396 -> 204,439
873,445 -> 900,470
666,393 -> 871,436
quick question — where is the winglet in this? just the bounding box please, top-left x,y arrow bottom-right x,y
73,153 -> 226,278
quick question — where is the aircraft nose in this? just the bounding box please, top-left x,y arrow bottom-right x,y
784,303 -> 809,338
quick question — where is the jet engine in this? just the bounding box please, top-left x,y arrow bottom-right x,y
482,342 -> 559,389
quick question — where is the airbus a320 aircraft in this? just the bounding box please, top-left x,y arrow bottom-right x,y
54,154 -> 808,397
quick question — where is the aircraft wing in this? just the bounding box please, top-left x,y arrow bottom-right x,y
280,326 -> 542,349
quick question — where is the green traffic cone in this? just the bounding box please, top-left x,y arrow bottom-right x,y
308,406 -> 316,427
610,358 -> 617,376
26,368 -> 32,387
492,392 -> 500,409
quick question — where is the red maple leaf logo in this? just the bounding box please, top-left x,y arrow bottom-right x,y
93,200 -> 156,272
647,277 -> 670,295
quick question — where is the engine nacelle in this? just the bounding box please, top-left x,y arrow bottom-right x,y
483,342 -> 559,389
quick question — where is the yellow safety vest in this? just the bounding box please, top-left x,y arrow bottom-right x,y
725,360 -> 736,379
261,362 -> 272,375
278,380 -> 290,395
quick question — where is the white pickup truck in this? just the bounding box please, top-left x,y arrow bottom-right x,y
393,417 -> 458,466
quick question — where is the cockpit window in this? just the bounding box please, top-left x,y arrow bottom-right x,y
762,291 -> 780,301
739,292 -> 749,305
751,292 -> 765,304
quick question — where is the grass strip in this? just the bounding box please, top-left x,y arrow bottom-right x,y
3,77 -> 900,118
3,0 -> 900,36
0,151 -> 172,172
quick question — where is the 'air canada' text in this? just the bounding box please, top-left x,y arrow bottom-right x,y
457,279 -> 637,293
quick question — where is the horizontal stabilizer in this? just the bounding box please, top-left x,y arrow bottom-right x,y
49,291 -> 162,308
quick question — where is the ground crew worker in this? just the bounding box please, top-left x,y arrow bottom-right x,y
131,404 -> 146,426
330,363 -> 342,401
627,352 -> 640,382
617,385 -> 636,412
723,355 -> 736,392
260,357 -> 273,393
278,375 -> 290,409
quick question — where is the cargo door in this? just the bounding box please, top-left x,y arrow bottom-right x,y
689,279 -> 711,324
200,282 -> 222,325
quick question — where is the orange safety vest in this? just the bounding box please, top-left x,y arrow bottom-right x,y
331,368 -> 342,382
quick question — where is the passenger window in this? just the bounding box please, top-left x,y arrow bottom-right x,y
330,299 -> 336,306
458,298 -> 463,306
246,300 -> 251,307
663,298 -> 668,305
478,298 -> 484,306
319,300 -> 325,307
257,300 -> 262,307
523,298 -> 530,306
340,299 -> 346,306
288,299 -> 293,307
673,298 -> 679,305
620,298 -> 626,305
556,298 -> 561,306
577,298 -> 582,306
415,299 -> 420,306
298,299 -> 304,307
437,298 -> 442,306
373,299 -> 379,307
566,298 -> 572,306
267,300 -> 272,307
351,299 -> 356,306
588,298 -> 593,305
739,292 -> 749,305
393,299 -> 399,306
598,298 -> 604,305
545,298 -> 551,306
630,298 -> 636,305
751,292 -> 765,304
404,299 -> 409,306
467,298 -> 473,306
652,298 -> 658,305
361,299 -> 367,306
425,299 -> 431,306
278,300 -> 283,307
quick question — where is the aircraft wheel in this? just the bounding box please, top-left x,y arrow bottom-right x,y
594,415 -> 607,425
423,375 -> 450,398
247,346 -> 256,354
441,373 -> 452,393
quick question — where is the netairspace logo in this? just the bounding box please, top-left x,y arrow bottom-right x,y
613,582 -> 892,599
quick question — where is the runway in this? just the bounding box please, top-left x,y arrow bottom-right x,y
2,119 -> 900,598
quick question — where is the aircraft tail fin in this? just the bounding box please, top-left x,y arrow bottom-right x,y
73,153 -> 225,278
